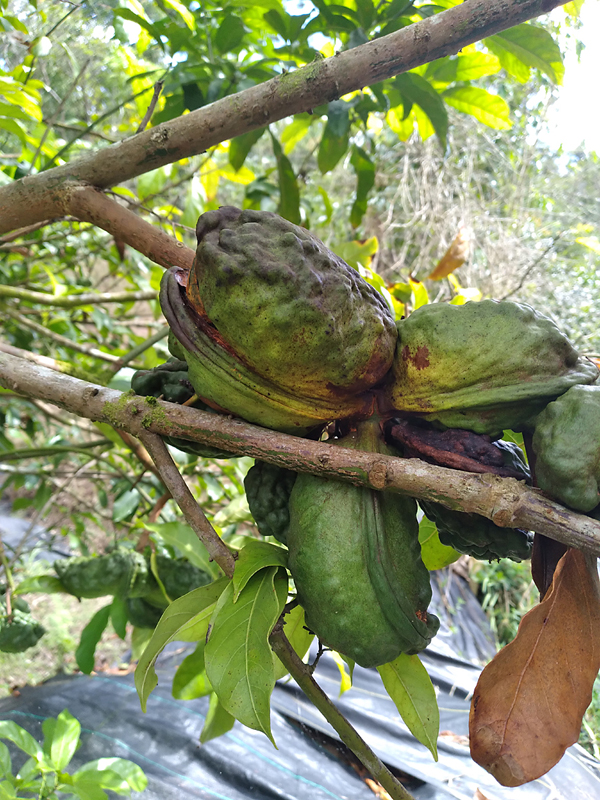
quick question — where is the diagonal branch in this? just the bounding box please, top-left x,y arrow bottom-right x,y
0,0 -> 570,235
1,349 -> 599,556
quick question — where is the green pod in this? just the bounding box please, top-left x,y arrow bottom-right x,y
124,597 -> 164,629
244,461 -> 297,544
386,301 -> 598,435
142,554 -> 213,608
287,419 -> 438,668
532,384 -> 600,512
0,606 -> 45,653
190,207 -> 397,401
419,500 -> 532,562
161,267 -> 373,435
55,549 -> 150,599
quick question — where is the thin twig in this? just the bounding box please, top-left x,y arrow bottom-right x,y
138,433 -> 415,800
138,430 -> 236,577
136,81 -> 164,134
108,325 -> 170,374
4,309 -> 122,363
0,285 -> 157,307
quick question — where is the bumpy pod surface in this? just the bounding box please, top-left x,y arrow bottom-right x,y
125,597 -> 164,629
287,419 -> 438,668
420,500 -> 532,562
54,549 -> 150,599
161,267 -> 373,434
532,384 -> 600,512
244,461 -> 297,545
189,206 -> 397,400
0,607 -> 45,653
386,301 -> 598,435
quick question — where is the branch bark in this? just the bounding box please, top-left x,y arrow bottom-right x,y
1,349 -> 599,556
0,0 -> 568,235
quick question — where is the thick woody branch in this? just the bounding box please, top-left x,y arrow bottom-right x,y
0,0 -> 568,235
1,350 -> 599,556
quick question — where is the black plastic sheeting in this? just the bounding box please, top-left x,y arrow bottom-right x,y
1,568 -> 599,800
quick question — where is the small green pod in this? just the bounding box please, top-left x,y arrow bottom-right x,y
287,419 -> 438,668
244,461 -> 297,544
532,384 -> 600,512
419,500 -> 532,562
0,606 -> 45,653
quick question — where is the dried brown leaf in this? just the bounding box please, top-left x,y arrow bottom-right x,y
469,548 -> 600,787
428,227 -> 470,280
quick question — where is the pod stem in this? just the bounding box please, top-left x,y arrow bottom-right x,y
269,620 -> 417,800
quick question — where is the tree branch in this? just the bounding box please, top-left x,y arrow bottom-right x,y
1,349 -> 599,556
0,0 -> 569,235
0,285 -> 157,308
139,427 -> 414,800
138,430 -> 236,577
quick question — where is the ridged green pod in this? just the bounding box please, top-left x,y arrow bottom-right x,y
244,461 -> 297,545
160,206 -> 398,434
532,384 -> 600,512
54,549 -> 149,599
419,500 -> 532,562
386,301 -> 598,434
0,595 -> 45,653
287,419 -> 438,668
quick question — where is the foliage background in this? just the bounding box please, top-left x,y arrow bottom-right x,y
1,0 -> 599,758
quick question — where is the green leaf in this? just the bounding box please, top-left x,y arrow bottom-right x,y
137,166 -> 169,200
485,24 -> 564,85
204,567 -> 288,744
74,758 -> 147,794
418,515 -> 460,570
331,651 -> 353,695
0,721 -> 43,760
76,605 -> 111,675
71,773 -> 108,800
280,115 -> 312,155
172,642 -> 212,700
233,540 -> 288,601
317,100 -> 350,174
378,654 -> 439,759
273,604 -> 314,680
50,710 -> 80,772
271,134 -> 300,224
135,579 -> 228,711
395,73 -> 447,149
317,186 -> 333,223
13,575 -> 66,595
110,596 -> 128,641
215,14 -> 245,54
164,0 -> 195,30
0,117 -> 27,144
200,693 -> 235,743
146,522 -> 218,577
112,489 -> 140,523
349,145 -> 375,228
433,52 -> 500,82
131,626 -> 153,662
443,86 -> 511,130
0,743 -> 11,779
229,127 -> 267,172
0,781 -> 17,799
